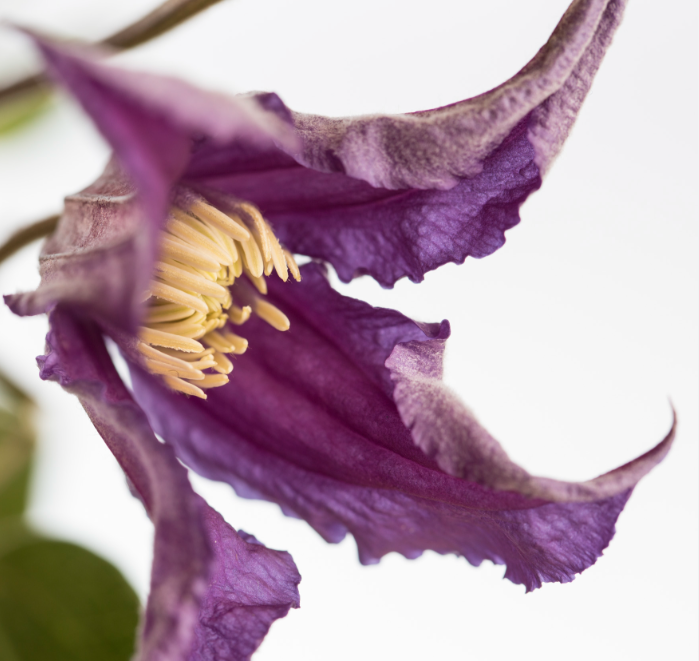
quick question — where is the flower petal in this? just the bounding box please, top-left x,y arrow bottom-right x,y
387,335 -> 675,501
38,307 -> 300,661
130,264 -> 672,591
5,163 -> 149,329
193,512 -> 301,661
191,121 -> 539,286
187,0 -> 627,286
21,0 -> 628,290
27,33 -> 299,202
292,0 -> 626,188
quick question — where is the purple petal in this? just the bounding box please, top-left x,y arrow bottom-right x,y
190,120 -> 540,286
21,0 -> 627,290
28,34 -> 299,205
39,307 -> 299,661
16,32 -> 300,304
186,0 -> 627,285
130,264 -> 672,591
5,162 -> 149,329
387,337 -> 675,501
193,511 -> 300,661
292,0 -> 626,188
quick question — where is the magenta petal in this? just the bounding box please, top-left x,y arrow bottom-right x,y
39,307 -> 299,661
129,264 -> 672,591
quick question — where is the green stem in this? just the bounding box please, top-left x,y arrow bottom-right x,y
0,0 -> 227,105
0,215 -> 59,265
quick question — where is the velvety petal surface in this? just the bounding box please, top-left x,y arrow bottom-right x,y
189,121 -> 540,286
9,32 -> 300,324
186,0 -> 627,284
292,0 -> 626,188
130,264 -> 672,591
21,0 -> 627,289
38,307 -> 300,661
5,162 -> 149,330
387,337 -> 675,501
29,34 -> 299,217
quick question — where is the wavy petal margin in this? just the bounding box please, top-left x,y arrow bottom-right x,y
38,308 -> 300,661
130,264 -> 673,592
19,2 -> 628,288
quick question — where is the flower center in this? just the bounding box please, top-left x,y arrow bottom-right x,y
137,197 -> 300,399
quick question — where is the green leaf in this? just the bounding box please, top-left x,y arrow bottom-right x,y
0,373 -> 36,518
0,535 -> 140,661
0,88 -> 52,137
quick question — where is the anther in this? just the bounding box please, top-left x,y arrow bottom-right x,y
166,215 -> 233,267
212,352 -> 234,374
283,248 -> 301,282
229,305 -> 252,325
139,195 -> 296,397
162,375 -> 207,399
238,203 -> 272,262
139,327 -> 205,353
144,304 -> 197,324
149,281 -> 209,315
240,235 -> 264,278
160,235 -> 221,272
253,299 -> 290,332
189,200 -> 251,242
143,358 -> 205,381
154,262 -> 230,301
198,374 -> 229,389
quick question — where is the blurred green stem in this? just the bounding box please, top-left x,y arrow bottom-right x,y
0,0 -> 227,105
0,215 -> 59,265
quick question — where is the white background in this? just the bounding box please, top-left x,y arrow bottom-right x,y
0,1 -> 696,659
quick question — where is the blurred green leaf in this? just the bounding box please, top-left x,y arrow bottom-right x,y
0,373 -> 35,518
0,536 -> 139,661
0,88 -> 52,137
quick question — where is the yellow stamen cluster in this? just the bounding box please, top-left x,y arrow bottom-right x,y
137,198 -> 300,399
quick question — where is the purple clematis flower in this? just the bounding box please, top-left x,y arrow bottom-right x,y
5,0 -> 675,658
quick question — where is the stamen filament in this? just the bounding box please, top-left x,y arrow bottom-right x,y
229,305 -> 252,325
189,200 -> 251,242
144,304 -> 196,324
154,261 -> 230,301
239,202 -> 272,262
160,235 -> 220,272
139,327 -> 205,353
166,216 -> 232,266
198,374 -> 229,389
283,248 -> 301,282
149,281 -> 208,314
140,196 -> 296,397
143,358 -> 205,381
162,375 -> 207,399
212,351 -> 234,374
253,299 -> 290,331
